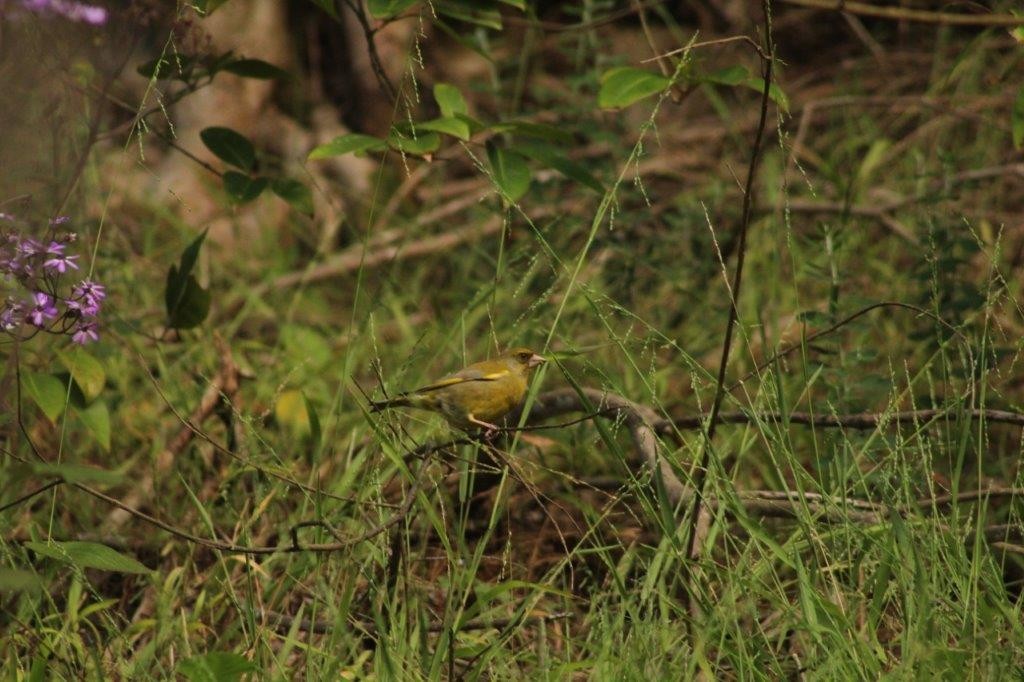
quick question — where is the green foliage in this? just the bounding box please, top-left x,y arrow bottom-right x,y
21,371 -> 68,422
486,141 -> 530,201
177,653 -> 258,682
598,67 -> 671,108
26,541 -> 150,574
200,127 -> 255,172
308,133 -> 387,159
165,230 -> 211,330
4,2 -> 1024,678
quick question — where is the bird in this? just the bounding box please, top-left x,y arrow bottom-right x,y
369,347 -> 546,433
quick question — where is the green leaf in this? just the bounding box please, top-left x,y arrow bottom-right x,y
222,171 -> 268,204
1013,86 -> 1024,149
705,65 -> 749,86
434,83 -> 468,118
30,461 -> 120,484
517,140 -> 604,193
77,401 -> 111,452
598,67 -> 670,109
417,116 -> 471,141
0,569 -> 42,593
436,0 -> 502,29
221,58 -> 288,80
490,120 -> 573,144
27,541 -> 150,574
200,127 -> 255,171
308,133 -> 386,160
307,0 -> 338,18
56,348 -> 105,404
270,177 -> 313,214
367,0 -> 418,17
486,141 -> 530,202
22,372 -> 68,422
742,77 -> 790,113
166,231 -> 211,330
178,652 -> 257,682
387,129 -> 441,156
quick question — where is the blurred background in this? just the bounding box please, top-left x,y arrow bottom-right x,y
2,0 -> 1024,677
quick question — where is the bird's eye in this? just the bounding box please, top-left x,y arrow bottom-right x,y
518,352 -> 530,362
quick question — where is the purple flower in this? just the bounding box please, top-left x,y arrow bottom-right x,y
49,215 -> 71,226
72,279 -> 105,305
44,252 -> 79,273
71,320 -> 99,345
67,297 -> 99,317
0,302 -> 23,330
20,0 -> 108,25
16,237 -> 43,257
26,292 -> 58,327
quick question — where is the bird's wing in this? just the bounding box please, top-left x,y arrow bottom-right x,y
413,366 -> 509,395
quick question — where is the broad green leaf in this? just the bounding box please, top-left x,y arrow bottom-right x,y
77,401 -> 111,452
27,541 -> 150,574
434,83 -> 468,118
281,325 -> 332,367
308,133 -> 386,160
387,129 -> 441,155
486,142 -> 530,202
22,372 -> 67,422
417,116 -> 470,141
275,390 -> 312,437
490,120 -> 573,144
221,58 -> 289,80
31,461 -> 121,485
742,77 -> 790,112
1013,85 -> 1024,149
0,569 -> 42,593
705,65 -> 748,86
222,171 -> 268,204
165,271 -> 211,329
56,348 -> 105,403
200,127 -> 255,171
367,0 -> 418,17
166,231 -> 211,329
307,0 -> 338,18
705,66 -> 789,112
436,0 -> 502,29
518,140 -> 604,193
178,652 -> 257,682
598,67 -> 670,109
270,177 -> 314,214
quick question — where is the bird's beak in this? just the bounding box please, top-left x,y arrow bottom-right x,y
527,353 -> 546,368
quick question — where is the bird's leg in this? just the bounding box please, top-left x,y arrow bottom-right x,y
467,415 -> 501,440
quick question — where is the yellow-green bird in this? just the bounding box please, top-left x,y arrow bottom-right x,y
370,347 -> 546,432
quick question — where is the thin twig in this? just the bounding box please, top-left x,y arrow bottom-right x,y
684,0 -> 774,565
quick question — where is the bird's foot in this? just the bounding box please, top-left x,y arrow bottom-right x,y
468,416 -> 502,440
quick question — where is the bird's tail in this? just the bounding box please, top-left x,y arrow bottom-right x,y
369,395 -> 414,413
